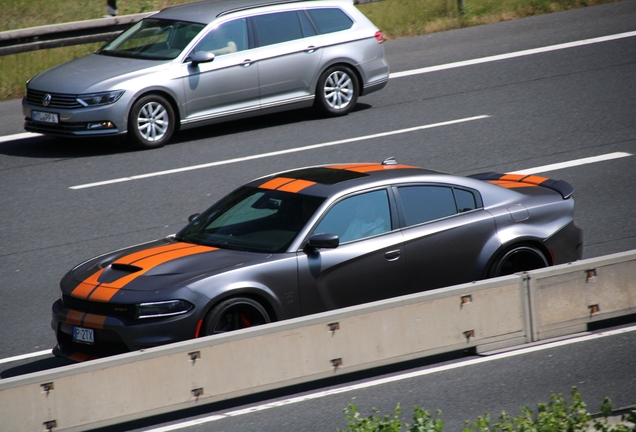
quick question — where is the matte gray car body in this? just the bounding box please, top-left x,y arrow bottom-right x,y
23,0 -> 389,149
51,160 -> 583,359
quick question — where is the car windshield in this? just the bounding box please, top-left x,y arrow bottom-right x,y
98,18 -> 205,60
176,187 -> 325,253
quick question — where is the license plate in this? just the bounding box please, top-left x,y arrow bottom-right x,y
72,326 -> 94,344
31,110 -> 59,124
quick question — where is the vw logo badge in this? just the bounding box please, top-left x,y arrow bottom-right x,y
42,94 -> 52,107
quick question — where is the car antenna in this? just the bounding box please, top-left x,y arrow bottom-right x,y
382,157 -> 397,165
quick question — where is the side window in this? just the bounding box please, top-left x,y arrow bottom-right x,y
298,11 -> 318,37
398,186 -> 457,227
314,190 -> 391,243
455,188 -> 479,212
193,19 -> 248,56
252,11 -> 303,47
306,8 -> 354,34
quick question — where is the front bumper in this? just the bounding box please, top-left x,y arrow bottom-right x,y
51,299 -> 203,360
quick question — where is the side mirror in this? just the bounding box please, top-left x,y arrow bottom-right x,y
190,51 -> 215,67
306,233 -> 339,250
188,213 -> 200,222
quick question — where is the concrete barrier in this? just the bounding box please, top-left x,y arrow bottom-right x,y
528,250 -> 636,341
0,250 -> 634,431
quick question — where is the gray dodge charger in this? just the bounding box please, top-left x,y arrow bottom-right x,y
52,159 -> 583,360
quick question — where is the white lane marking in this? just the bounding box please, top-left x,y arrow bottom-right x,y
0,349 -> 51,365
390,30 -> 636,79
0,132 -> 41,143
507,152 -> 633,175
69,115 -> 490,189
146,325 -> 636,431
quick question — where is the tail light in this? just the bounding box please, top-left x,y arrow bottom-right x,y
374,31 -> 384,44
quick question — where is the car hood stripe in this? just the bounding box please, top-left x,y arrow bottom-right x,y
71,243 -> 217,302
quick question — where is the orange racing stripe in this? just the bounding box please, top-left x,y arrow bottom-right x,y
88,244 -> 216,302
277,179 -> 316,193
259,177 -> 295,190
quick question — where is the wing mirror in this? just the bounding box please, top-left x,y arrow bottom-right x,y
188,213 -> 200,222
190,51 -> 215,67
306,233 -> 339,250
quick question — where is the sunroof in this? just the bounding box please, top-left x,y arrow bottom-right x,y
282,167 -> 368,185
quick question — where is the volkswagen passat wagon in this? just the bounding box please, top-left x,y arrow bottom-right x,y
23,0 -> 389,149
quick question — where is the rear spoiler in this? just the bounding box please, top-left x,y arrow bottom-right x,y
469,172 -> 574,199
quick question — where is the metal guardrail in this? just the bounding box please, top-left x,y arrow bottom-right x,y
1,249 -> 634,431
0,14 -> 151,56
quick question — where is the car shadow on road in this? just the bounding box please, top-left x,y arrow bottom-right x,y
0,356 -> 76,379
0,104 -> 373,159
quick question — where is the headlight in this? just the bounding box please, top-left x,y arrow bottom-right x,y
76,90 -> 125,107
137,300 -> 193,319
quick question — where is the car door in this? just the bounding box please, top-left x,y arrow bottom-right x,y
297,189 -> 406,315
250,10 -> 324,108
395,184 -> 500,293
180,18 -> 260,121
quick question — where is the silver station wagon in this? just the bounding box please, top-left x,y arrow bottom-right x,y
22,0 -> 389,149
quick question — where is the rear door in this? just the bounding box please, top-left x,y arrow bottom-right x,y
250,10 -> 324,107
297,189 -> 406,315
395,184 -> 500,292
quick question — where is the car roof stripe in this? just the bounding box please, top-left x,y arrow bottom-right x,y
277,179 -> 317,193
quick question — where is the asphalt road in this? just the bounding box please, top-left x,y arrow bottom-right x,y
0,0 -> 635,429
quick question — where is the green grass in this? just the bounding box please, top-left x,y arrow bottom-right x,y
0,0 -> 619,101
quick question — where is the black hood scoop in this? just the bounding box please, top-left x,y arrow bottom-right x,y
98,263 -> 143,283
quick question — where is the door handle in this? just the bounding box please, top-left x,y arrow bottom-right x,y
304,46 -> 317,53
240,59 -> 254,66
384,250 -> 401,261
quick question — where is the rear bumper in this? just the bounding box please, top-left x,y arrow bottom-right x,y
544,221 -> 584,264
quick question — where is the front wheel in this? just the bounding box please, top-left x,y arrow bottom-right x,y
489,245 -> 549,277
314,65 -> 359,116
201,297 -> 271,336
128,94 -> 175,149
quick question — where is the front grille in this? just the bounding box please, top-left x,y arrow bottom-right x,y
26,88 -> 83,109
63,294 -> 137,319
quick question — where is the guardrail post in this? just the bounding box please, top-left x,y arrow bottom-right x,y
107,0 -> 118,17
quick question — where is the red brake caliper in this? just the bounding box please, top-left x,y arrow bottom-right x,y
239,312 -> 251,328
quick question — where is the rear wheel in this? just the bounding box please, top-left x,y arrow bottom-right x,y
489,245 -> 549,277
202,297 -> 270,335
128,94 -> 175,149
314,65 -> 359,116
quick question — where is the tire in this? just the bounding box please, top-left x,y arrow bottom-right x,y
314,65 -> 359,116
128,94 -> 175,149
489,245 -> 549,277
201,297 -> 271,336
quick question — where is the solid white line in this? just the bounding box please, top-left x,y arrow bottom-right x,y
146,325 -> 636,432
0,349 -> 51,365
389,30 -> 636,79
507,152 -> 633,175
0,132 -> 41,143
69,115 -> 490,189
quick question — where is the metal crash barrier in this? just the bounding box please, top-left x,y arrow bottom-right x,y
0,250 -> 634,431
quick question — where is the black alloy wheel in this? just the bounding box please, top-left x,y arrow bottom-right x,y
202,297 -> 271,335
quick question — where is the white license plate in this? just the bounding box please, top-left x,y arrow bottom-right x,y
31,110 -> 59,124
72,326 -> 94,344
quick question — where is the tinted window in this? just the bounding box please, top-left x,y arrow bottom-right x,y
252,11 -> 303,46
314,190 -> 391,243
455,188 -> 478,212
193,19 -> 248,56
307,8 -> 353,34
298,11 -> 318,37
398,186 -> 457,226
177,187 -> 324,253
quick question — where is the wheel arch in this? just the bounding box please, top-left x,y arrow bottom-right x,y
126,89 -> 182,133
199,287 -> 280,326
485,238 -> 553,278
